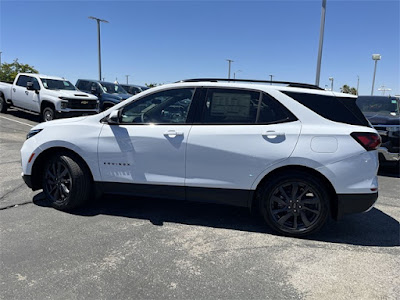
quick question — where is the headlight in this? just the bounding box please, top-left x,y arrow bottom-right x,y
60,100 -> 68,109
26,129 -> 43,140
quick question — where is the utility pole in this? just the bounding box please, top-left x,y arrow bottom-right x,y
329,77 -> 334,91
89,16 -> 109,81
315,0 -> 327,87
125,75 -> 129,84
0,51 -> 2,66
269,74 -> 274,85
226,59 -> 234,79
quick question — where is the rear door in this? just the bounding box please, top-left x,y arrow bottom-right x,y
185,88 -> 302,203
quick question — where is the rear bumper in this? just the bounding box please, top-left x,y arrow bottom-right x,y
336,192 -> 378,219
378,147 -> 400,162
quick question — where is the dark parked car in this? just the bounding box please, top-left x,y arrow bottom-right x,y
76,79 -> 132,111
356,95 -> 400,165
120,84 -> 149,96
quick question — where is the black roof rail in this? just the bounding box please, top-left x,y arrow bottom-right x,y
176,78 -> 324,90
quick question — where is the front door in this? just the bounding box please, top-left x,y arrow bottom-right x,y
97,87 -> 198,199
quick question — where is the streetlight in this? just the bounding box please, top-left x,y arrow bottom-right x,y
88,16 -> 109,81
315,0 -> 327,86
226,59 -> 234,79
233,70 -> 242,79
0,51 -> 2,66
356,75 -> 359,95
329,77 -> 334,91
125,75 -> 130,84
371,54 -> 381,96
269,74 -> 274,85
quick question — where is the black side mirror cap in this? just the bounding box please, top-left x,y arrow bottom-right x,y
26,82 -> 35,91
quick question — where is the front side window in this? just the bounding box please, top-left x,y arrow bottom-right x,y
101,83 -> 127,94
120,88 -> 195,124
16,75 -> 30,87
41,79 -> 76,90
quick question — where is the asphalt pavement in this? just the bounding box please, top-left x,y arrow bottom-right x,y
1,108 -> 399,300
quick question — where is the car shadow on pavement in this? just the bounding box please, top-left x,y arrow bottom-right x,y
2,108 -> 41,123
33,192 -> 399,247
378,165 -> 400,178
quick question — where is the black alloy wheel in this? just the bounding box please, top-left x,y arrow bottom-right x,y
42,153 -> 91,210
259,171 -> 329,237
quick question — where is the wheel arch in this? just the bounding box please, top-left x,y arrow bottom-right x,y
31,147 -> 94,191
251,165 -> 338,219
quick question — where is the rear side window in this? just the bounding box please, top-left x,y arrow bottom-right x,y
282,91 -> 370,127
201,88 -> 297,124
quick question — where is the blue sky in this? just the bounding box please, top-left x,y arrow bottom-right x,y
1,0 -> 399,95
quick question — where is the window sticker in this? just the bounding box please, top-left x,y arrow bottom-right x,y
43,81 -> 48,88
210,93 -> 251,118
392,100 -> 397,104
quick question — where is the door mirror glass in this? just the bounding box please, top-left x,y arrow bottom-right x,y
26,81 -> 35,91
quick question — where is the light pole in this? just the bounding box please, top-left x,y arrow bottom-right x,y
233,70 -> 242,79
0,51 -> 2,66
125,75 -> 129,84
226,59 -> 234,79
89,16 -> 109,81
371,54 -> 381,96
315,0 -> 327,87
329,77 -> 334,91
356,75 -> 359,95
269,74 -> 274,85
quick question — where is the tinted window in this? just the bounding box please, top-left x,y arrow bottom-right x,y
201,89 -> 260,124
41,79 -> 76,90
16,75 -> 30,87
258,93 -> 298,124
120,88 -> 194,124
282,91 -> 370,127
356,96 -> 399,114
200,89 -> 296,125
77,80 -> 91,91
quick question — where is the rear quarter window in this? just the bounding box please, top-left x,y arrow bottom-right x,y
282,91 -> 371,127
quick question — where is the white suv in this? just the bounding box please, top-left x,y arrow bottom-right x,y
21,79 -> 381,237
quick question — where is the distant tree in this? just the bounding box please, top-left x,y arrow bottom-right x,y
0,59 -> 39,82
340,84 -> 357,95
145,83 -> 162,88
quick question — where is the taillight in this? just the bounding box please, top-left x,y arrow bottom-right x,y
351,132 -> 381,151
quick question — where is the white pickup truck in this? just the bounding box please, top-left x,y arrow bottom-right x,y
0,73 -> 99,121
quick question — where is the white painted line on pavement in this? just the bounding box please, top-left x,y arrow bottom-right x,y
0,116 -> 34,127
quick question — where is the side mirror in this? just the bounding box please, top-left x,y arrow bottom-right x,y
26,82 -> 35,91
107,110 -> 120,125
91,86 -> 100,95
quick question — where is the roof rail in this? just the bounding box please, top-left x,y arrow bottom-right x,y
176,78 -> 324,90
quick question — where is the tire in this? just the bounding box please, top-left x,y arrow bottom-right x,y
258,171 -> 330,237
42,106 -> 56,122
0,95 -> 7,113
42,152 -> 91,210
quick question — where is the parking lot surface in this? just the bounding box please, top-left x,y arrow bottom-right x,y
1,109 -> 399,300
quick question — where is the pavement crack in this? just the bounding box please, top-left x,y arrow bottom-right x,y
0,201 -> 32,210
0,182 -> 25,201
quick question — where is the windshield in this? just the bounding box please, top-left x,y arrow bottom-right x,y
356,97 -> 399,115
41,78 -> 77,90
101,83 -> 127,94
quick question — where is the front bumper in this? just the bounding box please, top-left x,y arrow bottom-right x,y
22,174 -> 33,189
378,147 -> 400,162
336,192 -> 378,219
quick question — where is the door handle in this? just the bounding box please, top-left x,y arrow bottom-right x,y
13,88 -> 16,92
25,91 -> 29,95
262,131 -> 285,139
164,130 -> 183,138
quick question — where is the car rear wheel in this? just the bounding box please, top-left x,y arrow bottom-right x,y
259,171 -> 330,237
42,152 -> 91,210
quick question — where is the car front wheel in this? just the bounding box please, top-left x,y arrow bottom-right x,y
42,152 -> 91,210
259,171 -> 330,237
